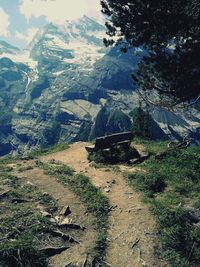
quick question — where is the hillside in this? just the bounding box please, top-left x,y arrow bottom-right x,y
0,16 -> 199,157
0,140 -> 199,267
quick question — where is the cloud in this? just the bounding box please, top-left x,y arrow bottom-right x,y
16,27 -> 38,42
0,8 -> 10,37
19,0 -> 103,24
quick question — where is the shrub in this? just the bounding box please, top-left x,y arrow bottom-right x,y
88,146 -> 140,164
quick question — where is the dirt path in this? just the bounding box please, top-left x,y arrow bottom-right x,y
15,166 -> 96,267
42,142 -> 169,267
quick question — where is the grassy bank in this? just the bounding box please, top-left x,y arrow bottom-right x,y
0,161 -> 58,267
38,160 -> 110,263
0,143 -> 70,163
127,140 -> 200,267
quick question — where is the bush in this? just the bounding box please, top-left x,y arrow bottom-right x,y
88,146 -> 140,164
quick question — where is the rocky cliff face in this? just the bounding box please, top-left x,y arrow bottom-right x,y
0,16 -> 199,156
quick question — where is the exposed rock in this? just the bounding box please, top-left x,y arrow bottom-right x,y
60,206 -> 72,216
104,188 -> 111,193
0,16 -> 199,157
59,218 -> 73,225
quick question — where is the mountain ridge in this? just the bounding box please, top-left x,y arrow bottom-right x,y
0,16 -> 199,156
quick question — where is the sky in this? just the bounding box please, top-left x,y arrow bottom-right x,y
0,0 -> 103,49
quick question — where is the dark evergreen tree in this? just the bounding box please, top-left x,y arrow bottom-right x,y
101,0 -> 200,107
131,107 -> 150,138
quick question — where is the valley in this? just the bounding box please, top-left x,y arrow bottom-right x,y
0,16 -> 199,157
0,1 -> 200,266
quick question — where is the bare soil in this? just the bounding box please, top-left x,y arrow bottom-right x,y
13,165 -> 97,267
41,142 -> 170,267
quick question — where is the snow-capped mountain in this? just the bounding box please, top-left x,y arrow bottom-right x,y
0,16 -> 199,156
29,16 -> 106,71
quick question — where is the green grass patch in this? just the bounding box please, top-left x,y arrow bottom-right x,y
38,160 -> 110,262
27,143 -> 70,158
126,142 -> 200,267
0,163 -> 59,266
1,173 -> 21,188
0,202 -> 53,266
133,138 -> 168,155
0,234 -> 48,267
0,142 -> 69,162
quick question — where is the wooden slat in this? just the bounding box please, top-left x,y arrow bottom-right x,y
94,132 -> 133,151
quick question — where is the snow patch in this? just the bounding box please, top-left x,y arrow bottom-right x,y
0,50 -> 38,69
53,70 -> 65,76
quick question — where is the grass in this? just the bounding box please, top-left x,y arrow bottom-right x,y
0,142 -> 70,162
27,142 -> 70,158
0,160 -> 58,267
0,235 -> 48,267
38,160 -> 110,262
126,140 -> 200,267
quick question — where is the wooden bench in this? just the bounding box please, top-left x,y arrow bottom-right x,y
85,131 -> 134,153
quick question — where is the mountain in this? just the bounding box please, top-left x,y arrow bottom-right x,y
0,40 -> 20,55
0,16 -> 199,156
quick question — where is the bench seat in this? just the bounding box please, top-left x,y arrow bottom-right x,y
85,132 -> 133,153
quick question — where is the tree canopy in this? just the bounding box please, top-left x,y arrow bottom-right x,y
101,0 -> 200,107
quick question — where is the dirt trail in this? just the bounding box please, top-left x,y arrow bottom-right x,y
15,166 -> 96,267
43,142 -> 169,267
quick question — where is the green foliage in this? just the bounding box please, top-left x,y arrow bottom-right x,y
0,162 -> 59,267
2,173 -> 21,188
88,146 -> 140,164
131,107 -> 150,138
39,160 -> 74,177
27,142 -> 69,158
153,203 -> 200,267
128,172 -> 166,196
126,141 -> 200,266
133,138 -> 169,155
0,235 -> 48,267
101,0 -> 200,106
131,107 -> 167,140
0,203 -> 51,267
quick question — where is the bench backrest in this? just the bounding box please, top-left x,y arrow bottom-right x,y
94,132 -> 133,151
